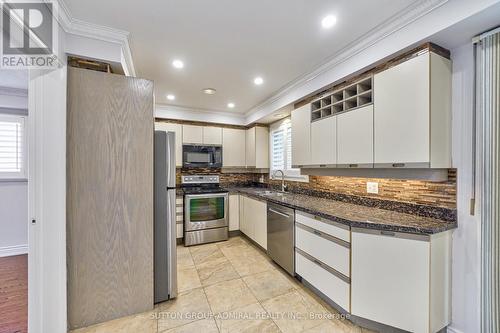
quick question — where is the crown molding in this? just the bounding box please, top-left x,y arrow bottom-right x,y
244,0 -> 448,117
156,103 -> 246,125
0,86 -> 28,97
56,0 -> 136,76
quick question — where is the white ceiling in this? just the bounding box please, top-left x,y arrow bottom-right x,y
64,0 -> 418,114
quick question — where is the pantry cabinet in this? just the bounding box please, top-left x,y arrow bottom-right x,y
291,104 -> 311,167
351,228 -> 451,333
374,52 -> 451,168
246,126 -> 269,169
155,122 -> 183,167
222,128 -> 246,167
311,116 -> 336,166
337,105 -> 373,167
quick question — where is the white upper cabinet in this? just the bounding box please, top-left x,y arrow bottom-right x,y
202,126 -> 222,145
245,127 -> 256,167
222,128 -> 246,167
246,126 -> 269,168
311,116 -> 336,166
337,105 -> 373,167
182,125 -> 203,144
155,122 -> 183,167
291,104 -> 311,167
374,52 -> 451,168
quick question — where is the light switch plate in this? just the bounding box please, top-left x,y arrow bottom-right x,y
367,182 -> 379,194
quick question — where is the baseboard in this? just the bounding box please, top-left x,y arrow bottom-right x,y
447,326 -> 464,333
0,244 -> 28,257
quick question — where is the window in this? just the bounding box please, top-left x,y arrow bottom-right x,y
269,118 -> 308,181
0,114 -> 26,179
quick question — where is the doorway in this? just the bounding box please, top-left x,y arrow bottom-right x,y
0,69 -> 29,333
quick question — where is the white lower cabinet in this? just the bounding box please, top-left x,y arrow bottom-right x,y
228,194 -> 239,231
240,195 -> 267,249
295,251 -> 350,311
295,211 -> 351,312
351,229 -> 451,333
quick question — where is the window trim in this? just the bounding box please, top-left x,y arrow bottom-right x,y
269,117 -> 308,182
0,114 -> 27,180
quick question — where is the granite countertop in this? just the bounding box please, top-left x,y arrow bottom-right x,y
226,187 -> 457,235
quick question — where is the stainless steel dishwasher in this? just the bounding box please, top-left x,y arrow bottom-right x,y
267,202 -> 295,275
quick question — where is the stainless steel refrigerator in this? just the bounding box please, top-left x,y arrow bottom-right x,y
154,131 -> 177,303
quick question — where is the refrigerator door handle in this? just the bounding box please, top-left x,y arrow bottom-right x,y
166,132 -> 176,188
167,189 -> 177,298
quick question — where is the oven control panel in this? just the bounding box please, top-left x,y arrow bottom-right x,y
181,175 -> 220,184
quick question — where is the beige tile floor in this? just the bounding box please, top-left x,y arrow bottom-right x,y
70,236 -> 374,333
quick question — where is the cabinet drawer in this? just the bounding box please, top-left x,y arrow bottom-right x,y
295,223 -> 350,277
296,211 -> 350,243
295,250 -> 350,312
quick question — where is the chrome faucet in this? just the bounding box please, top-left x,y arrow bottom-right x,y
272,170 -> 288,192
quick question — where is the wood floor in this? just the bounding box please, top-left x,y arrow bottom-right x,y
0,255 -> 27,333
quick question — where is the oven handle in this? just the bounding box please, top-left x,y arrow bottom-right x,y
185,192 -> 229,200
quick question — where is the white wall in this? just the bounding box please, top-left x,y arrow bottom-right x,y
449,43 -> 481,333
0,91 -> 28,257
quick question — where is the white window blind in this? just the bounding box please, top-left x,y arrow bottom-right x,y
270,118 -> 307,181
0,115 -> 26,179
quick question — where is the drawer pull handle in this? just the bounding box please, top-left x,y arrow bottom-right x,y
319,164 -> 327,168
313,259 -> 323,267
381,231 -> 396,237
349,164 -> 358,168
313,230 -> 322,236
392,163 -> 405,168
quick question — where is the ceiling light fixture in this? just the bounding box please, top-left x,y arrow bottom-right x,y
321,15 -> 337,29
274,113 -> 285,118
254,77 -> 264,85
172,59 -> 184,69
203,88 -> 217,95
227,103 -> 235,108
167,94 -> 176,101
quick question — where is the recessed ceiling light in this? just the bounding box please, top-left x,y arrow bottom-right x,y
227,102 -> 235,108
321,15 -> 337,29
274,113 -> 284,118
254,77 -> 264,85
167,94 -> 175,101
203,88 -> 217,95
172,59 -> 184,69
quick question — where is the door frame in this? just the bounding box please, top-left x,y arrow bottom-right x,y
28,67 -> 68,333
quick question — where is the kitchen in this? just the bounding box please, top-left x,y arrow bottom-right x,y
2,1 -> 499,333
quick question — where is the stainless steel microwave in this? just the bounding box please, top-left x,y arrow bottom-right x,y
182,145 -> 222,168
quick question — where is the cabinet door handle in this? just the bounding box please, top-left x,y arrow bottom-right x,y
349,164 -> 359,168
392,163 -> 405,168
380,231 -> 396,237
319,164 -> 327,168
313,230 -> 322,237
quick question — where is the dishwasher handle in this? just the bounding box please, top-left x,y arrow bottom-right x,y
268,208 -> 291,218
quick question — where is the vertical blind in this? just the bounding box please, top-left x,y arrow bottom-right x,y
0,115 -> 25,178
476,27 -> 500,333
